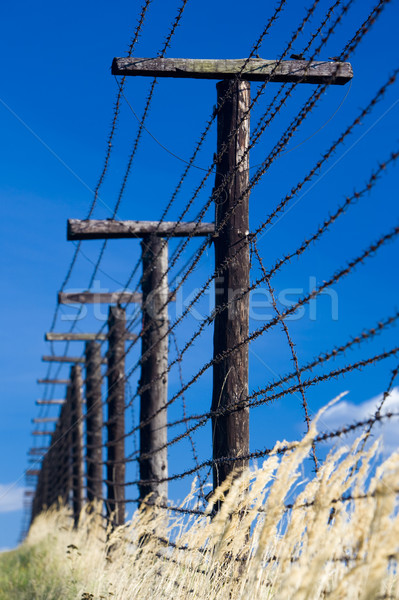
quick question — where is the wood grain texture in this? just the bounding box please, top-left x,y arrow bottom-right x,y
46,332 -> 137,341
211,80 -> 250,493
106,306 -> 126,527
139,235 -> 169,502
85,341 -> 103,504
112,57 -> 353,85
68,219 -> 215,240
70,365 -> 84,527
58,291 -> 142,304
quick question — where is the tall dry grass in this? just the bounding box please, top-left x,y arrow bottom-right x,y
24,402 -> 399,599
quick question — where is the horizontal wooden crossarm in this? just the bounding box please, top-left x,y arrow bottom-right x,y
32,417 -> 58,423
32,431 -> 53,436
112,57 -> 353,85
37,379 -> 70,384
42,355 -> 85,364
28,447 -> 48,454
68,219 -> 216,240
45,331 -> 138,341
26,469 -> 40,476
36,399 -> 65,405
58,291 -> 142,304
42,355 -> 107,364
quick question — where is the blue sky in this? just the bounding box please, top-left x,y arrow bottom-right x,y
0,0 -> 398,549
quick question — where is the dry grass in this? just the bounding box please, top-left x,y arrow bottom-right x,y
15,403 -> 399,599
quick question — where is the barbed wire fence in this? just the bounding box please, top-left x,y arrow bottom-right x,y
23,0 -> 399,555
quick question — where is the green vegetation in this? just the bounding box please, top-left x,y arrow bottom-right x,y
0,542 -> 77,600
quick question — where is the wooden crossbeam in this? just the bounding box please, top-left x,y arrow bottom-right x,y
42,355 -> 85,364
42,355 -> 107,364
26,469 -> 40,476
32,417 -> 58,424
112,57 -> 353,85
29,447 -> 48,454
68,219 -> 215,240
36,399 -> 65,405
37,379 -> 70,384
58,291 -> 142,304
45,331 -> 138,341
32,431 -> 53,436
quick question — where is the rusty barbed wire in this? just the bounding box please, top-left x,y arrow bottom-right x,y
32,0 -> 398,524
358,362 -> 399,455
129,214 -> 399,432
97,0 -> 320,353
82,0 -> 191,293
124,345 -> 399,464
132,0 -> 347,314
252,237 -> 319,472
42,0 -> 193,399
108,400 -> 399,486
44,0 -> 370,406
118,16 -> 397,400
170,331 -> 207,502
162,310 -> 399,431
77,61 -> 398,416
43,0 -> 391,391
49,0 -> 153,332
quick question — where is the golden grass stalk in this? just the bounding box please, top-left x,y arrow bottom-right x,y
18,399 -> 399,600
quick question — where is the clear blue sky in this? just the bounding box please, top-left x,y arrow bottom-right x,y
0,0 -> 398,549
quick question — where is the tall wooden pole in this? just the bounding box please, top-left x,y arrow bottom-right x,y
139,235 -> 169,502
106,306 -> 126,526
70,365 -> 84,526
85,341 -> 103,504
211,80 -> 250,491
59,391 -> 72,505
41,454 -> 49,510
49,424 -> 60,507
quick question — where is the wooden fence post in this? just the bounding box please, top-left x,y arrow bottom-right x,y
106,306 -> 126,527
85,340 -> 103,505
60,390 -> 72,505
211,80 -> 251,491
139,235 -> 169,502
49,424 -> 60,507
70,364 -> 84,526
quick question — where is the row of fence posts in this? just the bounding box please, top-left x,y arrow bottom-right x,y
32,307 -> 129,527
30,54 -> 353,527
30,80 -> 250,526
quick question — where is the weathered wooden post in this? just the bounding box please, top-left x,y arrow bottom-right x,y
211,80 -> 251,489
106,306 -> 126,526
85,341 -> 103,504
139,235 -> 169,502
111,54 -> 353,495
70,365 -> 84,526
40,454 -> 49,511
33,420 -> 58,508
60,392 -> 72,506
48,422 -> 61,507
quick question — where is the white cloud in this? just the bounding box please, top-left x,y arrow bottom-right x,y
322,387 -> 399,456
0,484 -> 25,513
